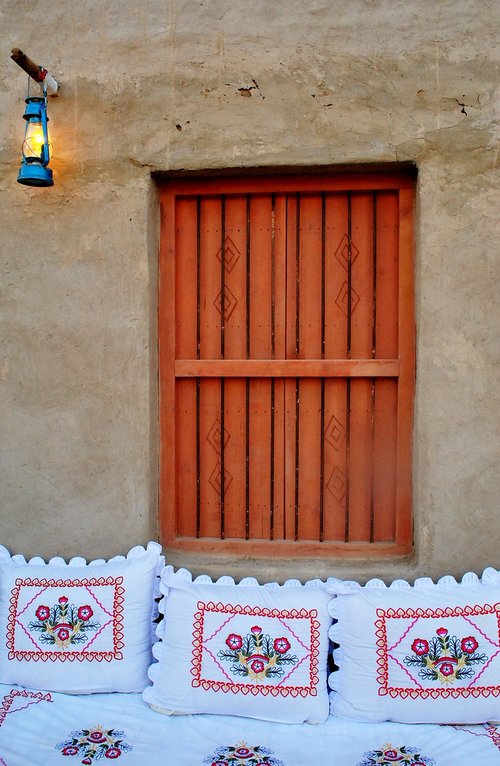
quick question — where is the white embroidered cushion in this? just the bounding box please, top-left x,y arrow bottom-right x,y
328,568 -> 500,723
0,542 -> 163,693
143,567 -> 334,723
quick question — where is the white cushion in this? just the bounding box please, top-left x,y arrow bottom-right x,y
0,542 -> 163,693
328,568 -> 500,723
143,567 -> 334,723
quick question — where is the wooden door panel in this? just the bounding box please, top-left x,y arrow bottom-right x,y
160,172 -> 415,557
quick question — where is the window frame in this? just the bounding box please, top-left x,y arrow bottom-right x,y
158,170 -> 416,559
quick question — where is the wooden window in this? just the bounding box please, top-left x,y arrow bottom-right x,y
158,171 -> 415,558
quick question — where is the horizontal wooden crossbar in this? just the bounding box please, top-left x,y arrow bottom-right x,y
169,538 -> 412,557
175,359 -> 399,378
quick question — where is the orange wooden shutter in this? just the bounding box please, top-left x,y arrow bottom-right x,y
159,172 -> 415,558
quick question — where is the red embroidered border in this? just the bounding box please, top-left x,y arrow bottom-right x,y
485,724 -> 500,752
0,688 -> 52,728
375,602 -> 500,699
191,601 -> 320,697
6,577 -> 125,663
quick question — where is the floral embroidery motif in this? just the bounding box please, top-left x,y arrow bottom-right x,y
375,603 -> 500,699
357,742 -> 435,765
404,627 -> 487,684
217,626 -> 298,681
56,726 -> 132,763
29,596 -> 101,648
7,576 -> 125,662
191,601 -> 320,697
203,741 -> 284,765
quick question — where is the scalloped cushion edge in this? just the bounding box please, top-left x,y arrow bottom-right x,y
326,567 -> 499,596
0,540 -> 163,567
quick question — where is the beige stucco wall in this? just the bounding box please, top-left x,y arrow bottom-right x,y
0,0 -> 498,582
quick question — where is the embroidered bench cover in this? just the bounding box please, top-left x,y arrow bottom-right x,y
1,683 -> 499,765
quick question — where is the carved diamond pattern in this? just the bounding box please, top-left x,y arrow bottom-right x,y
334,233 -> 360,269
213,285 -> 238,321
326,467 -> 346,503
209,462 -> 233,496
335,281 -> 360,317
324,415 -> 346,450
207,419 -> 230,452
215,236 -> 241,273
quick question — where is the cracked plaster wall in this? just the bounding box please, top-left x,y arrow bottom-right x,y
0,0 -> 498,581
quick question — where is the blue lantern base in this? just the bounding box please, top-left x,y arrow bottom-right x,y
17,162 -> 53,187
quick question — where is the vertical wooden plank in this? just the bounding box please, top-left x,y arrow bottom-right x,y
272,380 -> 285,540
223,196 -> 248,360
395,186 -> 415,549
347,379 -> 372,542
273,195 -> 287,360
198,197 -> 222,538
375,192 -> 399,360
199,196 -> 223,360
248,195 -> 273,359
347,193 -> 374,541
176,379 -> 198,537
372,378 -> 398,541
327,194 -> 350,358
222,196 -> 248,538
198,379 -> 223,538
322,377 -> 349,542
175,197 -> 199,358
158,191 -> 177,544
350,194 -> 374,360
248,195 -> 273,539
297,195 -> 323,541
284,195 -> 298,540
272,195 -> 287,539
322,193 -> 349,541
373,191 -> 399,541
298,195 -> 323,361
248,380 -> 272,539
175,197 -> 199,537
297,380 -> 322,540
